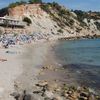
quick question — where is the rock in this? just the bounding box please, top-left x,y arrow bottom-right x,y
63,93 -> 69,98
88,94 -> 96,100
44,97 -> 51,100
0,58 -> 7,62
39,71 -> 45,75
69,86 -> 77,91
67,90 -> 73,94
88,88 -> 96,94
47,83 -> 60,92
96,96 -> 100,100
70,92 -> 78,99
10,92 -> 20,100
80,92 -> 88,97
44,90 -> 54,99
42,65 -> 54,70
36,81 -> 48,87
31,94 -> 44,100
52,96 -> 63,100
79,97 -> 88,100
77,86 -> 81,91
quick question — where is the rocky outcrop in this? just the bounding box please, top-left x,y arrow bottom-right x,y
0,3 -> 100,39
8,4 -> 44,19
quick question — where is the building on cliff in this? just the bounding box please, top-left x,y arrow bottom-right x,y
0,17 -> 26,28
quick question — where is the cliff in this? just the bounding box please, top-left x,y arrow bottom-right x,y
0,2 -> 100,39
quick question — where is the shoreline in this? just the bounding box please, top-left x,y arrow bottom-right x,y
0,36 -> 100,99
11,40 -> 100,100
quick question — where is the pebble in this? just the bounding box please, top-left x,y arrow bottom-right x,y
44,90 -> 54,99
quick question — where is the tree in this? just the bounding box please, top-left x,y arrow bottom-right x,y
29,0 -> 42,4
9,0 -> 27,8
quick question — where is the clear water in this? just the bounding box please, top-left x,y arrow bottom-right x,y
54,39 -> 100,91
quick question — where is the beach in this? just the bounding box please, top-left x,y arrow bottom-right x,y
0,41 -> 59,99
0,39 -> 100,100
0,45 -> 23,100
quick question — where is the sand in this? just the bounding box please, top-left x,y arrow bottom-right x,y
0,45 -> 24,100
0,41 -> 56,100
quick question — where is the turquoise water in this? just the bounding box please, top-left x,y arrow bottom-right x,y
54,39 -> 100,91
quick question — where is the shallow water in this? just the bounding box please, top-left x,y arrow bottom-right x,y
54,39 -> 100,92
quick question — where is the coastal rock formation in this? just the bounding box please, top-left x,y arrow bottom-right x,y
0,3 -> 100,39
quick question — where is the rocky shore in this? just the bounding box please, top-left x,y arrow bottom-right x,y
11,65 -> 100,100
0,33 -> 100,100
3,41 -> 100,100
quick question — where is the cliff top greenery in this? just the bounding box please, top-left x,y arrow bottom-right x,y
8,0 -> 42,8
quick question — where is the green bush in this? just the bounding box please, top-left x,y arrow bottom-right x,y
69,19 -> 74,26
23,17 -> 32,26
95,22 -> 100,30
29,0 -> 42,4
58,29 -> 63,33
41,4 -> 50,13
9,1 -> 27,8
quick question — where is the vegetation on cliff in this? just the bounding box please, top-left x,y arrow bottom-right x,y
8,0 -> 42,8
73,10 -> 100,29
41,2 -> 75,29
29,0 -> 42,4
23,17 -> 32,26
0,1 -> 100,32
8,1 -> 27,8
0,7 -> 8,17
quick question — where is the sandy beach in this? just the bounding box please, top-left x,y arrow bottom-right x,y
0,45 -> 24,100
0,41 -> 57,99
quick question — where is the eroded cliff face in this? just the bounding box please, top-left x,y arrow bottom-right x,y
7,4 -> 62,36
0,3 -> 100,38
8,4 -> 44,19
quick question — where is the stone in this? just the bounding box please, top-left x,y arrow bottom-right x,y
79,97 -> 88,100
44,97 -> 51,100
36,81 -> 48,87
67,90 -> 73,94
96,95 -> 100,100
42,65 -> 54,70
10,92 -> 20,100
63,93 -> 69,98
44,90 -> 54,99
52,96 -> 63,100
88,88 -> 96,94
70,92 -> 78,99
88,94 -> 96,100
80,92 -> 88,97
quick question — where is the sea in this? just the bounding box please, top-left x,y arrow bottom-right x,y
54,39 -> 100,92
